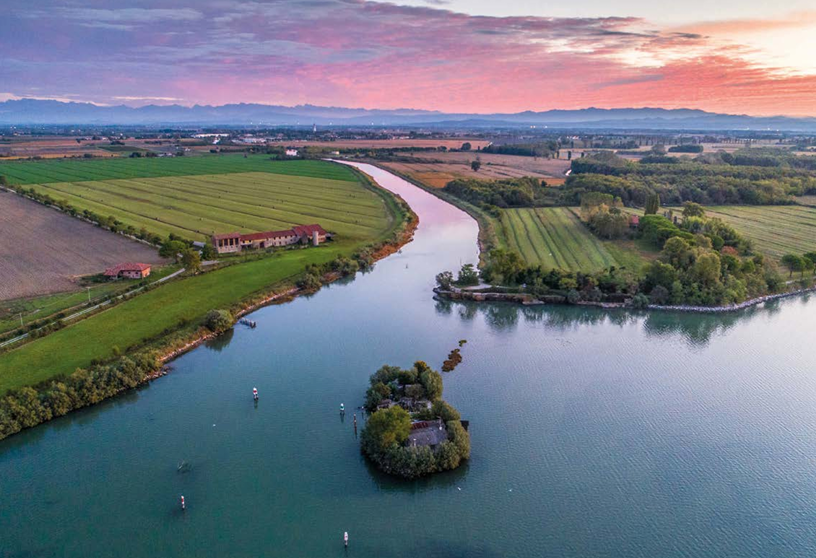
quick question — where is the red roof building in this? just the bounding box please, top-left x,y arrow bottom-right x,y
212,224 -> 329,254
104,262 -> 152,279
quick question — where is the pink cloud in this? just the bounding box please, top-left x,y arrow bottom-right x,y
2,1 -> 816,116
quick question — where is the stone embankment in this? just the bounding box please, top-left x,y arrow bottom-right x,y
434,285 -> 816,314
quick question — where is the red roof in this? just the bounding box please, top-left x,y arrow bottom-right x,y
104,262 -> 151,276
291,224 -> 327,237
213,224 -> 327,244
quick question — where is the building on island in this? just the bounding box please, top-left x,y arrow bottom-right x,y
408,419 -> 448,449
104,262 -> 152,279
212,224 -> 329,255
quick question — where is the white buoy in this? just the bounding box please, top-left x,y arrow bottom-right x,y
253,387 -> 258,401
340,403 -> 345,414
344,531 -> 348,547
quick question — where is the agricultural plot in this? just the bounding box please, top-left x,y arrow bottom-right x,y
0,192 -> 166,300
704,205 -> 816,259
26,171 -> 390,242
0,156 -> 356,185
496,207 -> 647,272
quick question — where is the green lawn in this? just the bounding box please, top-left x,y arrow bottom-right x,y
704,205 -> 816,260
495,207 -> 649,272
0,244 -> 355,392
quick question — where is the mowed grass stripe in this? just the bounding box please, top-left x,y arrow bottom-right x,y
518,210 -> 552,264
30,184 -> 228,238
155,174 -> 388,218
33,181 -> 260,236
502,211 -> 538,263
534,209 -> 578,269
529,209 -> 571,269
553,208 -> 616,270
705,205 -> 816,257
516,209 -> 551,265
186,173 -> 387,213
41,176 -> 385,237
23,161 -> 393,242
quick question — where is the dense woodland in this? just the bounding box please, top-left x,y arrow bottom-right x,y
443,176 -> 550,209
564,150 -> 816,206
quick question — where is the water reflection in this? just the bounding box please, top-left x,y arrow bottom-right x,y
204,328 -> 235,352
435,296 -> 811,347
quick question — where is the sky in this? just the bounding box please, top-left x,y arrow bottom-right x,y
2,0 -> 816,116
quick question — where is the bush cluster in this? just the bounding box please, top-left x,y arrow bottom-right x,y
0,352 -> 158,441
360,361 -> 470,479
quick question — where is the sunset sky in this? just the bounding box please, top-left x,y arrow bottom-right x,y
2,0 -> 816,116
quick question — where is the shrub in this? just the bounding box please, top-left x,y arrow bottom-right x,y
205,309 -> 234,332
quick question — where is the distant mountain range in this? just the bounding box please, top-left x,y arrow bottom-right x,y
2,99 -> 816,131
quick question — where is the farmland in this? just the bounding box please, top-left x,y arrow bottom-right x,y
0,156 -> 408,393
0,191 -> 166,300
0,157 -> 390,242
704,205 -> 816,259
494,207 -> 649,272
379,151 -> 570,188
0,156 -> 356,185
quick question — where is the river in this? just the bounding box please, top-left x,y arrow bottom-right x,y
3,163 -> 816,557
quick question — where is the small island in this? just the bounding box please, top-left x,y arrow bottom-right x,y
360,361 -> 470,479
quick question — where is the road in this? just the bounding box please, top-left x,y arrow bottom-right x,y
0,267 -> 186,349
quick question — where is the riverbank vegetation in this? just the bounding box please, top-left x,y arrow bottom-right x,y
361,361 -> 470,479
0,160 -> 414,398
439,201 -> 799,307
0,352 -> 159,441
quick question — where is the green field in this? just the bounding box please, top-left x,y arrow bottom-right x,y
0,156 -> 355,185
0,246 -> 351,392
0,157 -> 383,242
0,156 -> 406,393
26,171 -> 389,241
495,207 -> 649,272
705,205 -> 816,259
0,265 -> 180,336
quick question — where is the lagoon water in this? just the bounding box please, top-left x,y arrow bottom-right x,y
3,163 -> 816,557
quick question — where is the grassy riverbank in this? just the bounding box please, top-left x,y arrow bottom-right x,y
0,161 -> 412,394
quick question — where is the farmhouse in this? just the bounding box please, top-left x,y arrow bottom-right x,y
212,224 -> 329,254
104,262 -> 152,279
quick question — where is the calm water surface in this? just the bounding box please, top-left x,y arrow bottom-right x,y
2,163 -> 816,557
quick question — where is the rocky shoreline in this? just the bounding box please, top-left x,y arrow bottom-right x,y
434,284 -> 816,314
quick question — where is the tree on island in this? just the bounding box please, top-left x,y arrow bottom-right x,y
362,406 -> 411,452
360,360 -> 470,479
